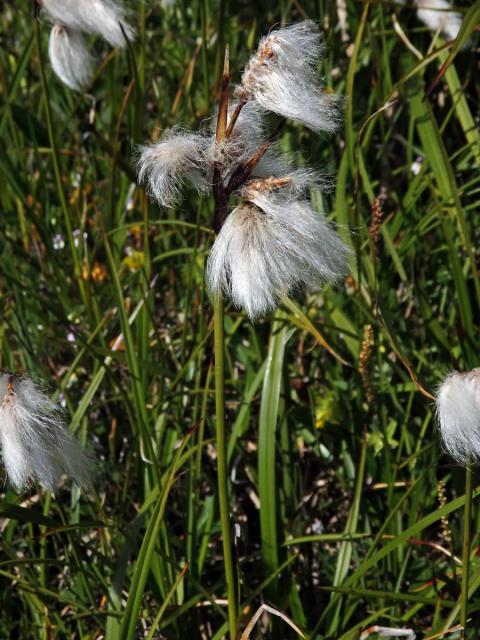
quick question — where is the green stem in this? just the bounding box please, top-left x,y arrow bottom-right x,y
461,464 -> 473,633
213,294 -> 237,639
33,20 -> 88,311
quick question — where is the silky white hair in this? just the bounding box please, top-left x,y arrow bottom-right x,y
207,192 -> 349,319
0,374 -> 93,492
48,25 -> 94,90
436,369 -> 480,463
416,0 -> 463,41
41,0 -> 135,48
237,21 -> 340,133
137,129 -> 211,207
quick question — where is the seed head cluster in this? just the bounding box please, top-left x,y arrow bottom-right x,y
39,0 -> 135,90
138,21 -> 350,320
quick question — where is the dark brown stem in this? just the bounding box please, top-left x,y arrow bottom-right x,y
213,168 -> 229,234
226,119 -> 286,195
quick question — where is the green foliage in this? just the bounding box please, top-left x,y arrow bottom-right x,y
1,1 -> 479,638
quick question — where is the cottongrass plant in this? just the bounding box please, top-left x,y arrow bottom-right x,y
37,0 -> 135,89
435,369 -> 477,631
0,373 -> 93,492
139,21 -> 349,320
138,21 -> 348,638
436,369 -> 480,463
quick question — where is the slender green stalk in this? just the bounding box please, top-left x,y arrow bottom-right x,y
461,464 -> 473,633
33,20 -> 87,310
213,294 -> 237,639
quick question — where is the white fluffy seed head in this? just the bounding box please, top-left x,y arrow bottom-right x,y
0,374 -> 94,492
436,369 -> 480,463
206,191 -> 349,319
237,21 -> 340,133
48,25 -> 94,90
41,0 -> 135,48
137,129 -> 210,207
416,0 -> 463,41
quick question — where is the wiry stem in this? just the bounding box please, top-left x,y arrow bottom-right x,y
213,294 -> 237,639
461,464 -> 473,633
34,18 -> 88,311
212,47 -> 238,640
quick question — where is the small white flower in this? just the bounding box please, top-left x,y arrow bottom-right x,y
53,233 -> 65,250
137,129 -> 210,207
416,0 -> 463,41
436,369 -> 480,462
48,25 -> 94,91
0,374 -> 93,491
41,0 -> 135,48
237,21 -> 340,133
207,190 -> 349,319
410,157 -> 423,176
72,230 -> 88,248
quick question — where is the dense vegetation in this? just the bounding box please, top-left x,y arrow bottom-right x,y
0,1 -> 479,638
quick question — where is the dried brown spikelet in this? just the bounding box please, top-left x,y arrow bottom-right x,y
437,480 -> 452,547
369,196 -> 384,256
359,324 -> 374,404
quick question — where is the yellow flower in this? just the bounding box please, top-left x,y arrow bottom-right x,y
315,395 -> 334,429
123,251 -> 144,272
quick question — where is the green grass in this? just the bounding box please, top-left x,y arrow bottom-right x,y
1,1 -> 480,638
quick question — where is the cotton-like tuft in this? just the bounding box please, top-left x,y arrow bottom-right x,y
416,0 -> 463,41
0,374 -> 94,491
237,21 -> 340,133
48,25 -> 94,90
41,0 -> 135,48
137,130 -> 210,207
436,369 -> 480,463
206,191 -> 349,319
